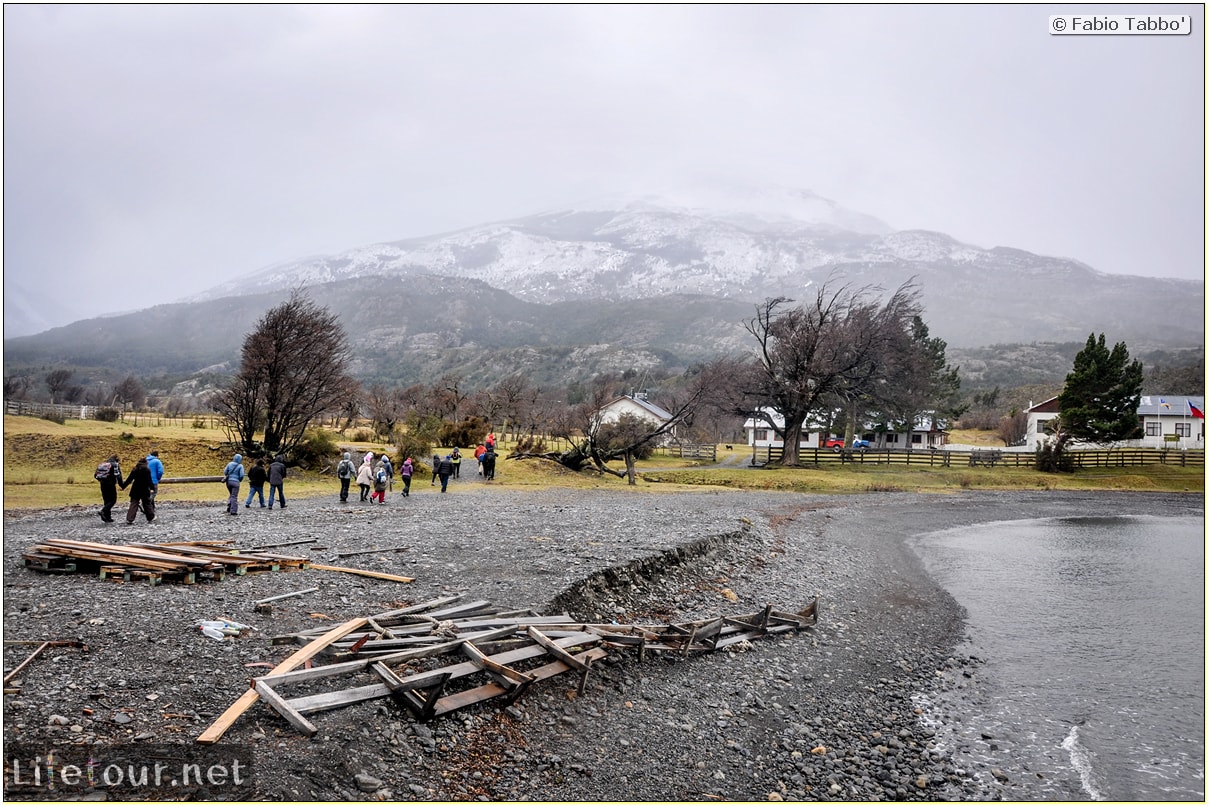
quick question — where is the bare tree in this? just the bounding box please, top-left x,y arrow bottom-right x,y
512,366 -> 715,484
212,290 -> 359,455
45,369 -> 73,404
737,282 -> 923,467
113,374 -> 147,410
996,409 -> 1028,447
366,382 -> 406,439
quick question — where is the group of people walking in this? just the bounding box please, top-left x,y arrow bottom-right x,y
95,449 -> 163,525
98,437 -> 504,523
221,453 -> 288,515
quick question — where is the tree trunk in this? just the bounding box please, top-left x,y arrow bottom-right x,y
625,451 -> 637,485
778,417 -> 805,467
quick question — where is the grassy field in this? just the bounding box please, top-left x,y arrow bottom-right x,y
2,416 -> 1203,510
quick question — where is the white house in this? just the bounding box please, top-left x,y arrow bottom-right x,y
594,393 -> 678,444
742,408 -> 825,449
742,407 -> 949,449
1025,395 -> 1206,450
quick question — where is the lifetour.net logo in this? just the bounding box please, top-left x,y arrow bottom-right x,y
4,744 -> 253,800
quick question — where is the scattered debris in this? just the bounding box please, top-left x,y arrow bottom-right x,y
21,539 -> 309,585
198,594 -> 819,741
197,619 -> 257,641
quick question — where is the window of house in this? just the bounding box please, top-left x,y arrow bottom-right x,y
756,429 -> 770,441
1036,419 -> 1049,434
1175,423 -> 1192,437
1146,422 -> 1162,437
885,433 -> 898,443
911,433 -> 922,444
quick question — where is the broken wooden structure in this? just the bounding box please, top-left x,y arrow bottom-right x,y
198,594 -> 818,742
21,539 -> 309,585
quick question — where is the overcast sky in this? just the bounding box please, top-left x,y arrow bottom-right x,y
4,4 -> 1204,337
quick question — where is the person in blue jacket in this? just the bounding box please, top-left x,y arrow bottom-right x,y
223,453 -> 245,515
146,450 -> 165,503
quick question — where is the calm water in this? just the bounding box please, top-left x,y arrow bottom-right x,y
911,514 -> 1205,801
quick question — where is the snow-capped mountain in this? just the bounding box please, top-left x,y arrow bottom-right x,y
188,188 -> 1202,348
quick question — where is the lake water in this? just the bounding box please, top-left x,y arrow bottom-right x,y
910,514 -> 1205,801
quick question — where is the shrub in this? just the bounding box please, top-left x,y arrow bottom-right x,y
119,431 -> 135,441
394,433 -> 433,477
40,411 -> 65,425
191,417 -> 208,429
293,428 -> 340,469
94,407 -> 121,422
438,417 -> 488,449
352,429 -> 375,442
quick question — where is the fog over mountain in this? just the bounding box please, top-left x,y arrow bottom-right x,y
188,188 -> 1203,349
5,188 -> 1202,396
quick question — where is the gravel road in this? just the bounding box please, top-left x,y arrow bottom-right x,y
4,485 -> 1195,801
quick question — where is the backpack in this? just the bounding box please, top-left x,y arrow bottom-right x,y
94,461 -> 114,481
375,467 -> 388,484
337,459 -> 354,479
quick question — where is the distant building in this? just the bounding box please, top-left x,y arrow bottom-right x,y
1025,395 -> 1206,450
742,407 -> 949,449
594,392 -> 678,445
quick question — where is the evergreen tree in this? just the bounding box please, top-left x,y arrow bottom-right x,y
1057,333 -> 1144,445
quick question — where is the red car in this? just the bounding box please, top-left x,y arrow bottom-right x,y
823,437 -> 846,450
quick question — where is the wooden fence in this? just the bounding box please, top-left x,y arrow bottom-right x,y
751,446 -> 1205,469
655,443 -> 718,461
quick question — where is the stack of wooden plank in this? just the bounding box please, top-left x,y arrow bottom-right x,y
21,539 -> 309,585
199,594 -> 819,741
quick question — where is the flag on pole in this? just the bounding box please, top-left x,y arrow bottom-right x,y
1160,398 -> 1170,409
1190,402 -> 1205,420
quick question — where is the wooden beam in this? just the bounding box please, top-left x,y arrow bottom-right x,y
254,679 -> 318,737
196,616 -> 368,744
309,564 -> 414,583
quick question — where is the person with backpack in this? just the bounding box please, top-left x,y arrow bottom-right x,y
381,454 -> 394,492
268,454 -> 288,509
400,457 -> 413,497
96,454 -> 122,523
371,459 -> 389,504
450,447 -> 462,478
245,458 -> 268,508
223,453 -> 245,515
483,447 -> 497,481
146,450 -> 164,503
122,456 -> 155,525
336,452 -> 355,502
431,454 -> 441,486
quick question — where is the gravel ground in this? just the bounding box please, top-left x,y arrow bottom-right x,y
3,482 -> 1196,801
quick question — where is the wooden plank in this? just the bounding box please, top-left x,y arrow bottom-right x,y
336,545 -> 410,558
195,616 -> 368,744
254,587 -> 319,605
254,679 -> 318,736
309,564 -> 415,583
38,540 -> 212,570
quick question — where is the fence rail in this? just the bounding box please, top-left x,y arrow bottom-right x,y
656,443 -> 718,461
751,446 -> 1205,469
5,400 -> 99,419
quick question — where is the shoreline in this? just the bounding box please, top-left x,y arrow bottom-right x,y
2,488 -> 1201,800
